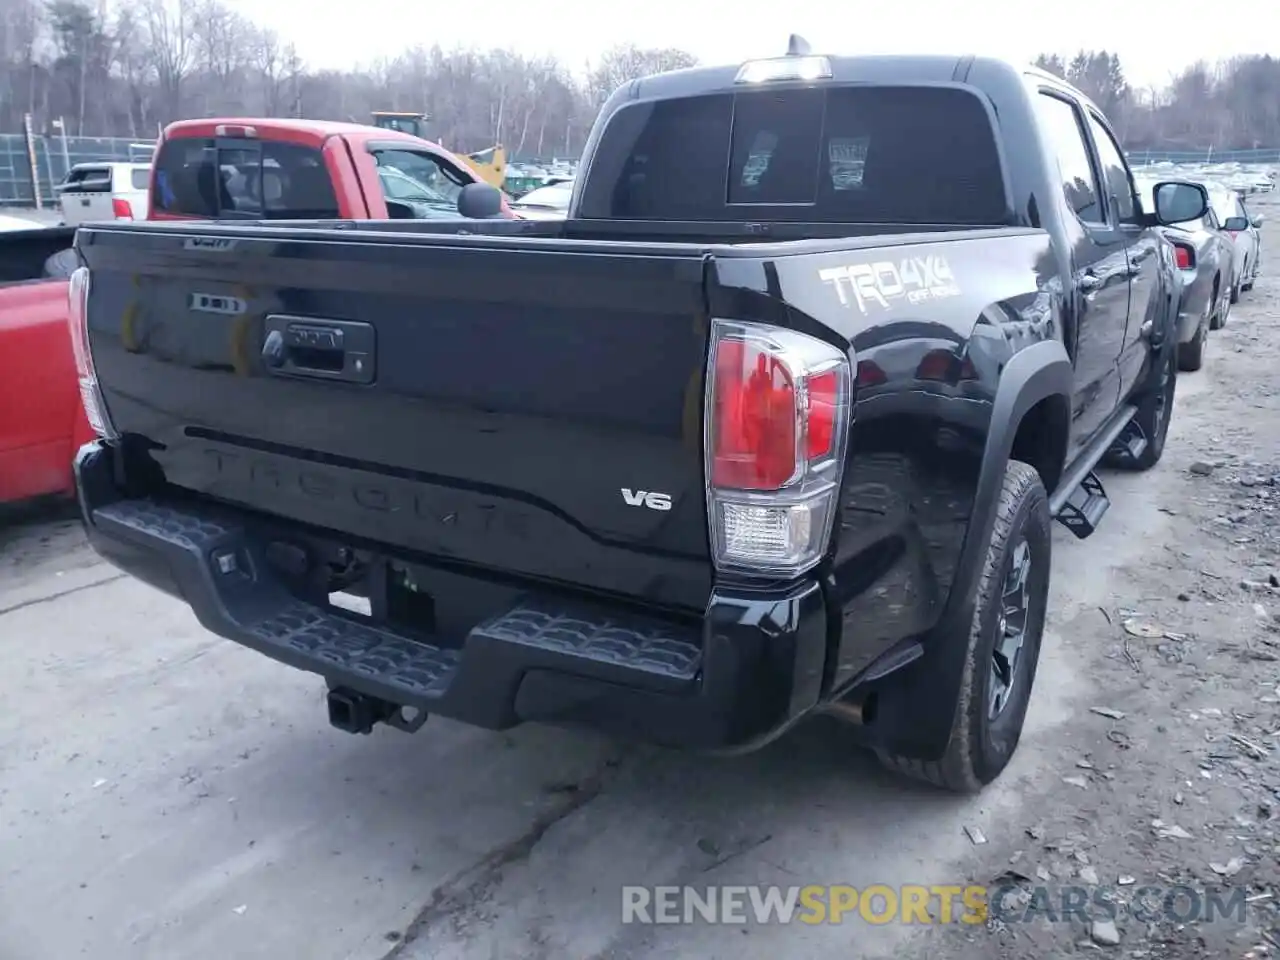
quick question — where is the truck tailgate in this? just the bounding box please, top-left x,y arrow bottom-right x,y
78,227 -> 715,611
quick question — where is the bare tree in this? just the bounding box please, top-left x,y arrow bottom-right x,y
5,8 -> 1280,158
139,0 -> 191,121
585,43 -> 697,106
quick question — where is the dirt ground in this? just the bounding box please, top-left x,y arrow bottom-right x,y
1,196 -> 1277,960
903,193 -> 1280,960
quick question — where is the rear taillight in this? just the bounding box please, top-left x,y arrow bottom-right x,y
67,266 -> 117,440
1173,244 -> 1194,270
705,319 -> 852,577
112,198 -> 133,219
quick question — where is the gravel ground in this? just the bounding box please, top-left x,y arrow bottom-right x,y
0,196 -> 1276,960
0,206 -> 64,227
901,193 -> 1280,960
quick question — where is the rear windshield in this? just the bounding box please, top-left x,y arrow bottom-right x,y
577,85 -> 1008,225
152,138 -> 340,219
63,167 -> 112,193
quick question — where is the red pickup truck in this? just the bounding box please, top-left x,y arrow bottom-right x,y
0,118 -> 511,509
0,226 -> 94,506
147,118 -> 513,221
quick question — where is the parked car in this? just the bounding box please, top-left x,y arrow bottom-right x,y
508,180 -> 572,219
1205,182 -> 1260,305
72,47 -> 1207,793
1136,178 -> 1231,371
1224,191 -> 1263,295
56,161 -> 152,225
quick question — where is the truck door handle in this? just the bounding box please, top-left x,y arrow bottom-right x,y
261,315 -> 375,384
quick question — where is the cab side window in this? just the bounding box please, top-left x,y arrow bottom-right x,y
1085,113 -> 1136,223
1035,93 -> 1104,225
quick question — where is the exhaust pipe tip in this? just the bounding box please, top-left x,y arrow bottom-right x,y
820,692 -> 877,727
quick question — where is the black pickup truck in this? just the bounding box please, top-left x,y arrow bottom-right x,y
70,42 -> 1211,793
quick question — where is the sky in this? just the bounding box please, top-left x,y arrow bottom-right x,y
221,0 -> 1275,91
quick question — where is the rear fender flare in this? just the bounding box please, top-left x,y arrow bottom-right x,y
868,338 -> 1072,759
948,338 -> 1072,621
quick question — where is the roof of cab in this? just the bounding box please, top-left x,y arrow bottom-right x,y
620,51 -> 1090,110
161,117 -> 428,146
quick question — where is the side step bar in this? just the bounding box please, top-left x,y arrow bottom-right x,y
1048,403 -> 1138,540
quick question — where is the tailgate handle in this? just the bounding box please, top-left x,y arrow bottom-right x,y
262,315 -> 375,385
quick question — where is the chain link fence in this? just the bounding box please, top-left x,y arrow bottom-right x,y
0,132 -> 155,210
1,127 -> 1275,212
1128,147 -> 1280,166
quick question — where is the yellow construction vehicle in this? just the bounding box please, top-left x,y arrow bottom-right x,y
370,112 -> 507,189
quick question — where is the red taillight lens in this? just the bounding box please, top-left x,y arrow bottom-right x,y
806,369 -> 839,460
711,337 -> 798,490
705,319 -> 852,578
1174,244 -> 1194,270
112,198 -> 133,219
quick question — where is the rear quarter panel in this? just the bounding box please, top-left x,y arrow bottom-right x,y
0,279 -> 85,503
710,228 -> 1060,688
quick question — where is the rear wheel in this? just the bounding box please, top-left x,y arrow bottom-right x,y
876,460 -> 1051,793
1210,277 -> 1228,330
1178,317 -> 1206,372
1115,337 -> 1177,471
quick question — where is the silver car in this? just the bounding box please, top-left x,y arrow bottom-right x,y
509,180 -> 573,220
1206,183 -> 1262,303
1137,178 -> 1232,370
1224,191 -> 1263,296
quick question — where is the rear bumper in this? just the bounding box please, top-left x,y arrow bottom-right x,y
74,442 -> 828,750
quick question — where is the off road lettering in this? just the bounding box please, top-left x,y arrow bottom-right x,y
819,255 -> 960,313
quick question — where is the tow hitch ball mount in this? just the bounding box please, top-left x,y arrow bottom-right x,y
326,687 -> 429,735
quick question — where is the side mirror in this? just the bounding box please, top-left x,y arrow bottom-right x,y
1222,216 -> 1250,232
1152,180 -> 1209,226
456,182 -> 504,219
385,199 -> 415,220
1251,214 -> 1265,228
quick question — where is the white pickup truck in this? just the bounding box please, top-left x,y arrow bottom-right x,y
57,162 -> 151,225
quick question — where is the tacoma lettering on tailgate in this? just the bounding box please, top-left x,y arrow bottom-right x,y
819,254 -> 960,313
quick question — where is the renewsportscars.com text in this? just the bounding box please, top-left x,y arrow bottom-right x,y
621,884 -> 1249,926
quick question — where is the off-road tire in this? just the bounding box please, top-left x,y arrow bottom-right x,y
1110,336 -> 1178,472
876,460 -> 1051,793
1230,281 -> 1241,304
1177,318 -> 1205,372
